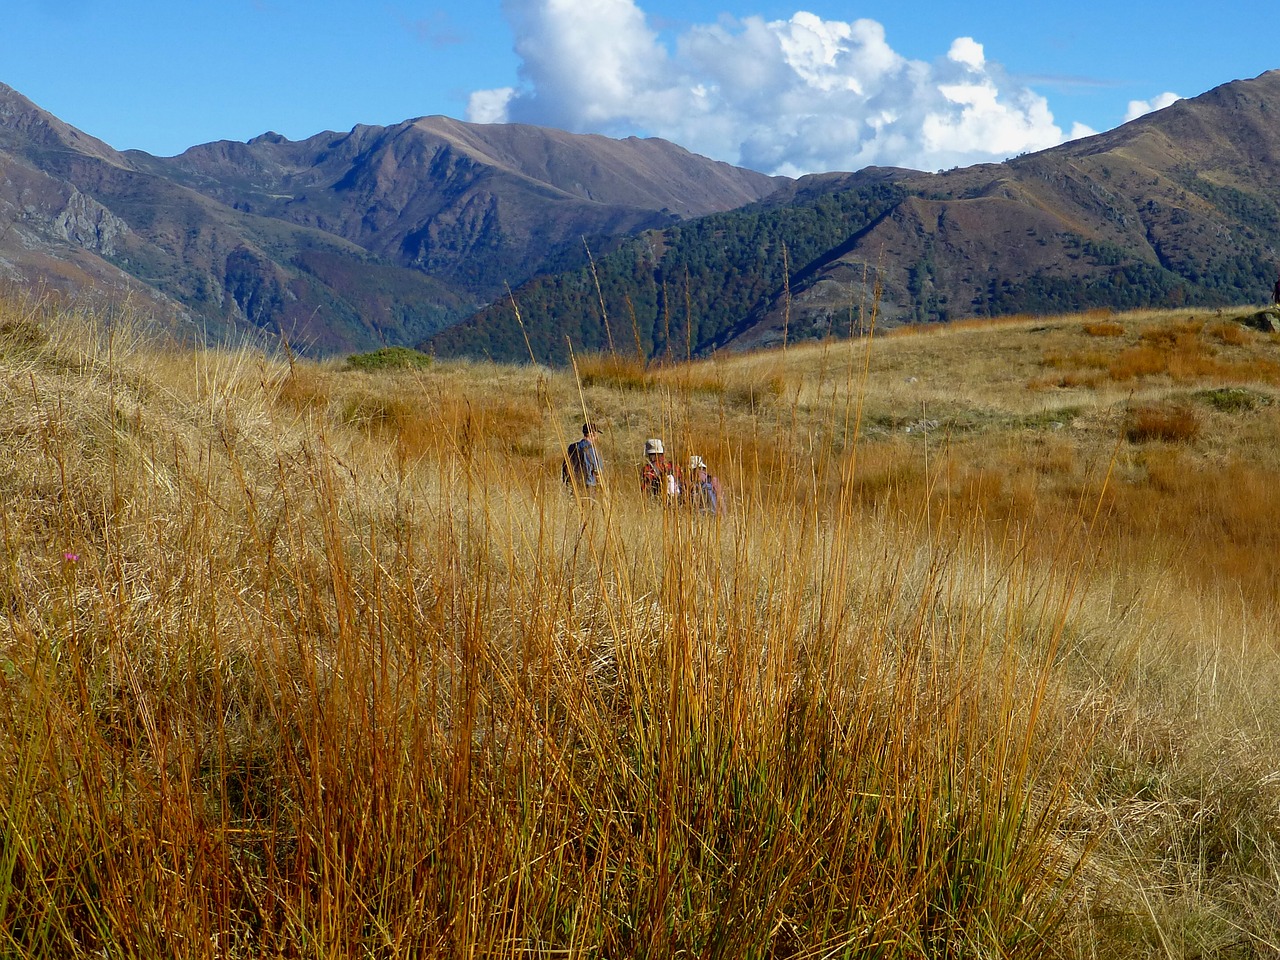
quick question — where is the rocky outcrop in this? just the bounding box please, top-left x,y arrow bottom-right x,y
52,189 -> 130,256
1239,308 -> 1280,333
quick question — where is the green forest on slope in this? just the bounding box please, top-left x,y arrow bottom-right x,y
425,183 -> 907,364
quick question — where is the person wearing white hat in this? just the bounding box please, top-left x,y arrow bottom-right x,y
639,438 -> 679,499
685,455 -> 722,515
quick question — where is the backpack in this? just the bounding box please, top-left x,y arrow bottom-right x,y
563,439 -> 585,485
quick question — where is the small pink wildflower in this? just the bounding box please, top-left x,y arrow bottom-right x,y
63,552 -> 79,563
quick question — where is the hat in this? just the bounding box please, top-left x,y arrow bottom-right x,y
688,455 -> 706,470
644,438 -> 664,455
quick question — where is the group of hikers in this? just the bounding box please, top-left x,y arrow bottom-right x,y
563,422 -> 723,515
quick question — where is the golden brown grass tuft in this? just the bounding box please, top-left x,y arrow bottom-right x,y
575,349 -> 652,389
1109,343 -> 1171,380
1083,320 -> 1125,337
1204,318 -> 1251,346
1040,315 -> 1280,387
1124,402 -> 1202,443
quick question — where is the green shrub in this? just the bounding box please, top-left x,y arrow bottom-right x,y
346,346 -> 433,372
1193,386 -> 1270,413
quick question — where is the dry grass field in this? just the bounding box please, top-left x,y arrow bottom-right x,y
1,289 -> 1278,958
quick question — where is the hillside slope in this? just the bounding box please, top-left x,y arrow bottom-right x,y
742,68 -> 1280,348
429,70 -> 1280,362
135,116 -> 782,303
3,292 -> 1279,957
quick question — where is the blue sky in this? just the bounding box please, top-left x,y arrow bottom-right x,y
7,0 -> 1276,175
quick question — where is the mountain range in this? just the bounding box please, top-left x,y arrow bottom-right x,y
0,81 -> 779,353
3,71 -> 1279,360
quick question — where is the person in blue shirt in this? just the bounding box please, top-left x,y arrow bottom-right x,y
684,455 -> 722,515
563,422 -> 603,492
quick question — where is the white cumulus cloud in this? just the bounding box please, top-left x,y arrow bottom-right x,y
467,87 -> 516,124
1125,91 -> 1182,122
468,1 -> 1077,175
